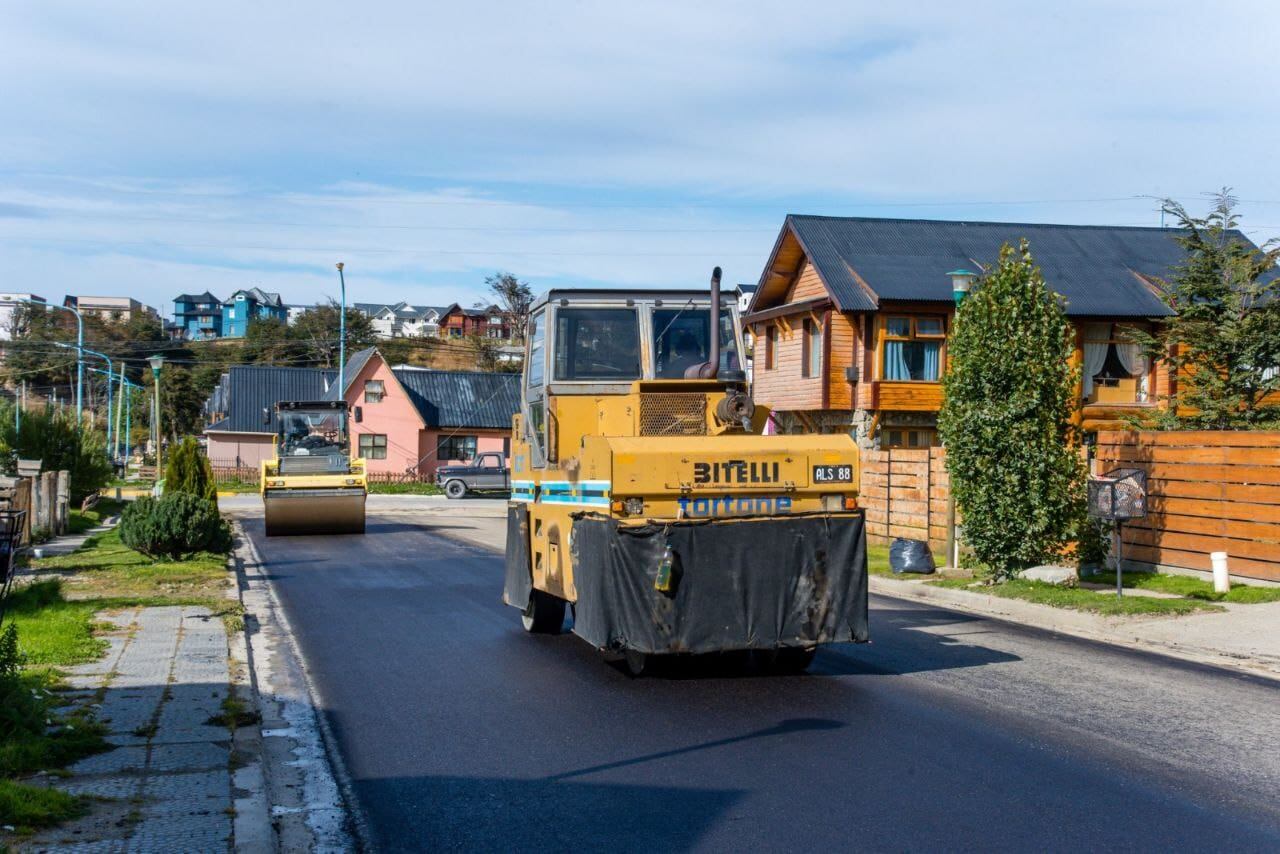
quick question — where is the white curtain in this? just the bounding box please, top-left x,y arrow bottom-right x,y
1114,338 -> 1148,401
1082,323 -> 1110,398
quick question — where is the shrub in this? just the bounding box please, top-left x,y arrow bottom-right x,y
164,437 -> 217,504
119,494 -> 232,559
0,406 -> 112,504
938,241 -> 1087,579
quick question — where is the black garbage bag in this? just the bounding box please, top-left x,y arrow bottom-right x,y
890,538 -> 935,574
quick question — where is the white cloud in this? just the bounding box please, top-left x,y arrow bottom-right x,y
2,1 -> 1278,310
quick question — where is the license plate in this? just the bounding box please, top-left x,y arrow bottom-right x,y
813,464 -> 854,484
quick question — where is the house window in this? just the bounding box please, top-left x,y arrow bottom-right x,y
764,325 -> 776,370
1083,323 -> 1149,403
438,434 -> 477,461
228,309 -> 236,319
358,433 -> 387,459
881,316 -> 944,381
883,428 -> 938,449
364,380 -> 385,403
802,318 -> 822,378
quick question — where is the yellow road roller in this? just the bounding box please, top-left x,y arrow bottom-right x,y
261,400 -> 367,536
503,269 -> 867,674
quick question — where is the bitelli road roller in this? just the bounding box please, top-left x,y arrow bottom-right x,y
503,268 -> 868,675
261,400 -> 367,536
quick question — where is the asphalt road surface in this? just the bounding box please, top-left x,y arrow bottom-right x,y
239,511 -> 1280,852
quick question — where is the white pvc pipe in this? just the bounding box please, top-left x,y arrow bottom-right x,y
1211,551 -> 1230,594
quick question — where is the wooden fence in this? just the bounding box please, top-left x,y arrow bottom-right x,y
208,461 -> 258,486
859,447 -> 950,554
1094,431 -> 1280,582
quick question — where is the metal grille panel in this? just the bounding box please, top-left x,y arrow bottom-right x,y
640,393 -> 707,436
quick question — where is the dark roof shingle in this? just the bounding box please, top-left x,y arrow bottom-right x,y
392,369 -> 519,430
780,215 -> 1275,317
205,365 -> 336,433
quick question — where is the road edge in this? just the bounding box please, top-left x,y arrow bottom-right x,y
869,575 -> 1280,683
231,521 -> 372,852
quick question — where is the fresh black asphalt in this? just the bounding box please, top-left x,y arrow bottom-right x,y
242,514 -> 1280,852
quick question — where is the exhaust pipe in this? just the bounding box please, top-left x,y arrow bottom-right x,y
701,266 -> 722,380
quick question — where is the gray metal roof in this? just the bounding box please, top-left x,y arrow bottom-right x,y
204,365 -> 336,434
392,369 -> 520,430
780,215 -> 1276,317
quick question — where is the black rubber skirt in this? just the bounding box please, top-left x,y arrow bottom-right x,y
568,513 -> 868,655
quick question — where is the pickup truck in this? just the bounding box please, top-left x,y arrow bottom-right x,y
436,452 -> 510,499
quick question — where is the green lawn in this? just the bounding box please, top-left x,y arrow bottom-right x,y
1082,570 -> 1280,604
867,544 -> 893,577
368,481 -> 443,495
2,516 -> 237,833
67,499 -> 126,535
927,576 -> 1223,616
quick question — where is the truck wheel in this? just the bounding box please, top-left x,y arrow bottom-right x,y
444,479 -> 467,499
521,589 -> 565,633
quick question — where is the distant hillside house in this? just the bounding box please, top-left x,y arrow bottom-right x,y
222,288 -> 287,338
0,293 -> 45,340
353,302 -> 446,339
64,295 -> 155,322
744,215 -> 1278,445
174,291 -> 223,340
438,303 -> 510,339
327,347 -> 519,478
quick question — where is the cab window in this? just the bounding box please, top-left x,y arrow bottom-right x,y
526,312 -> 545,388
652,307 -> 739,379
553,308 -> 640,381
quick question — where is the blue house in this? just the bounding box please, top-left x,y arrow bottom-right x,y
173,291 -> 223,340
222,287 -> 287,338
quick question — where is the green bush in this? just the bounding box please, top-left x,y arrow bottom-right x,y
119,494 -> 232,559
938,241 -> 1087,579
164,437 -> 217,504
0,624 -> 40,745
0,405 -> 112,504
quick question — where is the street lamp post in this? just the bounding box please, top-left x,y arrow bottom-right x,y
149,355 -> 165,473
55,343 -> 114,454
949,269 -> 978,305
336,262 -> 347,394
18,298 -> 83,424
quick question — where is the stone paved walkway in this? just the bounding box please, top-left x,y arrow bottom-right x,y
25,605 -> 236,853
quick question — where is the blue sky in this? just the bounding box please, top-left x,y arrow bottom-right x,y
3,1 -> 1278,315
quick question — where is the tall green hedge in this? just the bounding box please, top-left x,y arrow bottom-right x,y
937,241 -> 1087,578
163,437 -> 217,504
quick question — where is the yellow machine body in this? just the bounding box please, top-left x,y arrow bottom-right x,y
261,400 -> 368,536
503,284 -> 868,664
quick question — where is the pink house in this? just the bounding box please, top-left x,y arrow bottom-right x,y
333,349 -> 517,478
204,351 -> 520,480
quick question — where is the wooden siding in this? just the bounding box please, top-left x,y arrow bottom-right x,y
787,259 -> 826,302
873,381 -> 943,411
751,314 -> 825,411
1094,431 -> 1280,582
827,312 -> 856,409
860,446 -> 950,553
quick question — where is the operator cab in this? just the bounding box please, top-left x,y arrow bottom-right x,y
271,400 -> 358,474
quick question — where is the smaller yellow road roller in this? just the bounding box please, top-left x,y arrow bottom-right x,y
261,400 -> 367,536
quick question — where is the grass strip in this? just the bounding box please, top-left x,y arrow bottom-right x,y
927,576 -> 1223,615
1082,570 -> 1280,604
0,779 -> 86,832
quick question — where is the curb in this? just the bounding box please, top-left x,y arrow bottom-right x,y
230,522 -> 369,852
868,575 -> 1280,683
225,556 -> 273,854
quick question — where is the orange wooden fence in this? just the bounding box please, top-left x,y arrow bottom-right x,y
1093,431 -> 1280,582
859,447 -> 950,553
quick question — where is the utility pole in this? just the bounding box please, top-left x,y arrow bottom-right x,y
115,365 -> 126,459
336,262 -> 347,394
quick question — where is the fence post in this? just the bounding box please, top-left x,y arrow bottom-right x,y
56,470 -> 70,535
39,472 -> 57,534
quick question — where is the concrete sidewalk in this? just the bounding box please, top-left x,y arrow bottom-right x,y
25,606 -> 238,852
868,574 -> 1280,681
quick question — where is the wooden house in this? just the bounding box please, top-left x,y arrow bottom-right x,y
740,215 -> 1274,445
